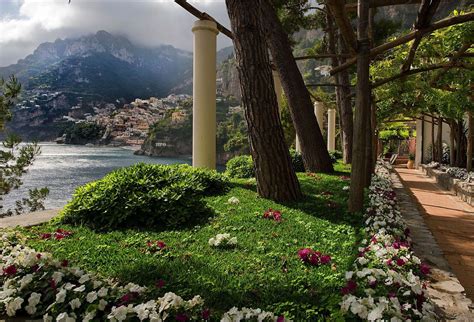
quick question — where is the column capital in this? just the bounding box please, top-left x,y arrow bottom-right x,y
192,19 -> 219,35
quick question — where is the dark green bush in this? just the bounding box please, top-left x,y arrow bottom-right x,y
225,155 -> 254,178
289,149 -> 305,172
226,151 -> 305,179
329,150 -> 343,164
60,164 -> 228,231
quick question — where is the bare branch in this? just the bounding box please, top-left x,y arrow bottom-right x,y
174,0 -> 233,39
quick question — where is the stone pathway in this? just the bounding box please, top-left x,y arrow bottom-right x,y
0,209 -> 60,228
393,168 -> 474,320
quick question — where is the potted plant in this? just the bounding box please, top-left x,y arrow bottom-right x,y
407,153 -> 415,169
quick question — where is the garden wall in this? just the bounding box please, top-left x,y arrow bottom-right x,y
421,165 -> 474,206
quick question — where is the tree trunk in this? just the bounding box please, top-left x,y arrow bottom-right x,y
260,0 -> 334,173
449,119 -> 456,166
365,98 -> 374,186
467,112 -> 473,171
349,0 -> 371,212
338,37 -> 354,164
225,0 -> 302,201
328,13 -> 353,164
437,116 -> 443,162
456,119 -> 467,167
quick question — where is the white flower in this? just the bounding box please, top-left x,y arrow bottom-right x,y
108,305 -> 131,321
6,297 -> 24,316
52,271 -> 64,284
98,299 -> 108,311
78,274 -> 90,284
69,298 -> 81,310
98,287 -> 108,297
56,312 -> 75,322
56,289 -> 67,303
73,285 -> 86,292
19,274 -> 34,290
86,291 -> 98,303
227,196 -> 240,205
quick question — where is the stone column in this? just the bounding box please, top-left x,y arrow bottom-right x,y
272,70 -> 284,112
314,101 -> 324,132
192,20 -> 219,169
327,108 -> 336,151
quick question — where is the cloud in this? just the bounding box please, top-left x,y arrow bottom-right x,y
0,0 -> 232,66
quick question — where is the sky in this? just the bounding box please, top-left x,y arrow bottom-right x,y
0,0 -> 232,67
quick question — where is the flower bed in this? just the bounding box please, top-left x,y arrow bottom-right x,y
0,231 -> 283,321
340,162 -> 437,321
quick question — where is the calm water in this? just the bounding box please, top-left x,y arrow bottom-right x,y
3,143 -> 189,210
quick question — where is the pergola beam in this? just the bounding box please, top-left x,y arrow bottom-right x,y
345,0 -> 422,12
174,0 -> 233,39
330,12 -> 474,75
294,54 -> 352,60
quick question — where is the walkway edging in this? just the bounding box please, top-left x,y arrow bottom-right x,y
392,170 -> 474,320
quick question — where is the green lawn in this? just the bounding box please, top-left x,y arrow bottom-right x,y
20,164 -> 361,320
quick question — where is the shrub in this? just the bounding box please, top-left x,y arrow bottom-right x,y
226,151 -> 305,179
225,155 -> 254,178
60,163 -> 228,230
329,150 -> 343,164
289,149 -> 305,172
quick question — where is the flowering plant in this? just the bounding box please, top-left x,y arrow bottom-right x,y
208,233 -> 237,248
40,228 -> 73,241
262,208 -> 282,222
297,248 -> 331,266
221,307 -> 286,322
340,161 -> 437,321
145,240 -> 167,254
228,197 -> 240,205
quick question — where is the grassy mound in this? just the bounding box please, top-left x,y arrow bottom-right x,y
23,164 -> 360,320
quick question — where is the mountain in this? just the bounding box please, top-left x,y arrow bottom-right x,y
0,31 -> 193,101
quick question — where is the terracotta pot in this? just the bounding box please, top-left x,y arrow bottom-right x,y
407,160 -> 415,169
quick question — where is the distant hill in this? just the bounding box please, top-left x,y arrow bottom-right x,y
0,30 -> 193,101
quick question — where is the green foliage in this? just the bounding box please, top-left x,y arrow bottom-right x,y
24,171 -> 361,320
226,151 -> 305,179
329,150 -> 343,164
64,122 -> 104,144
60,164 -> 228,231
0,76 -> 49,217
225,155 -> 254,179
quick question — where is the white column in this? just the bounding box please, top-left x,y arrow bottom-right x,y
327,108 -> 336,151
192,20 -> 219,169
314,101 -> 324,132
415,117 -> 423,168
272,70 -> 283,112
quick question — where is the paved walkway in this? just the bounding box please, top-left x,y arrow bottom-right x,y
396,167 -> 474,301
0,209 -> 60,228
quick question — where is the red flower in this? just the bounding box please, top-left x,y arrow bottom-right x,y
298,248 -> 312,261
175,314 -> 188,322
146,241 -> 153,247
277,316 -> 285,322
341,280 -> 357,294
61,260 -> 69,267
41,233 -> 52,239
396,258 -> 405,266
118,292 -> 139,305
309,253 -> 320,266
55,234 -> 66,240
320,255 -> 331,264
31,264 -> 40,272
263,209 -> 282,222
36,253 -> 42,259
201,309 -> 211,320
386,259 -> 393,266
156,241 -> 166,249
156,279 -> 166,288
420,263 -> 430,275
3,265 -> 17,276
50,279 -> 57,290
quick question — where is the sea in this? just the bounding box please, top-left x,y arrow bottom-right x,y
2,143 -> 190,211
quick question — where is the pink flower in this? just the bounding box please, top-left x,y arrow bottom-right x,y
320,255 -> 331,264
156,241 -> 166,249
50,279 -> 57,290
3,265 -> 17,276
420,263 -> 430,275
41,233 -> 52,239
386,259 -> 393,266
298,248 -> 312,261
118,292 -> 139,305
263,209 -> 282,222
309,253 -> 320,266
370,235 -> 378,243
175,314 -> 188,322
277,316 -> 285,322
201,309 -> 211,320
341,280 -> 357,294
396,258 -> 405,266
156,279 -> 166,288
